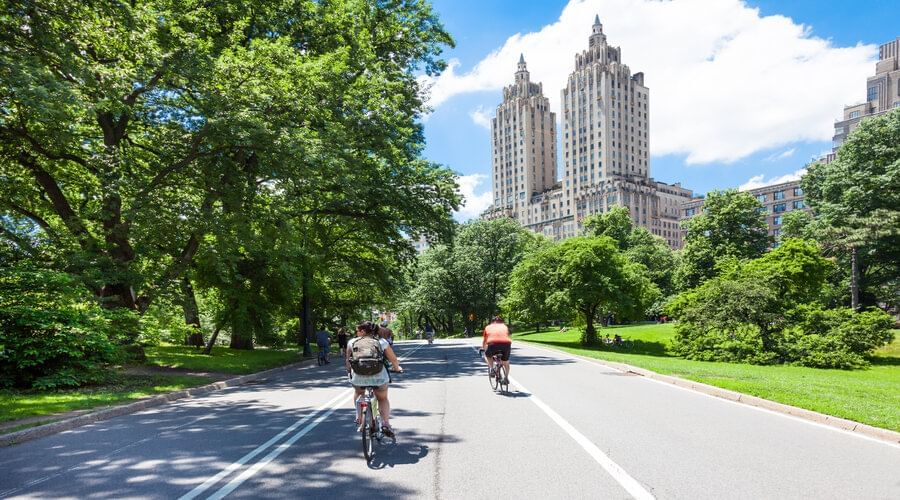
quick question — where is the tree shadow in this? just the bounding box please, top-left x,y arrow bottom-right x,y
523,338 -> 675,358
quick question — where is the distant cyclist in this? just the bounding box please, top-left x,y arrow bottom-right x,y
424,321 -> 434,344
347,321 -> 403,437
482,316 -> 512,384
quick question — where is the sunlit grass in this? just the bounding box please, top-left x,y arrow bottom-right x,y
514,323 -> 900,432
143,344 -> 303,374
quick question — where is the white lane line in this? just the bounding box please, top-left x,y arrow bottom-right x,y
520,342 -> 900,450
180,342 -> 426,499
177,389 -> 351,500
207,392 -> 355,499
511,376 -> 655,500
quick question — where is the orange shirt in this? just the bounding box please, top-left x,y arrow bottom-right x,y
483,322 -> 511,345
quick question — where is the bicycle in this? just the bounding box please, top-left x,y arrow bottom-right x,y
317,347 -> 329,366
480,348 -> 508,393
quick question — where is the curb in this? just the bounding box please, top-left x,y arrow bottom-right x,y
520,342 -> 900,446
0,358 -> 314,448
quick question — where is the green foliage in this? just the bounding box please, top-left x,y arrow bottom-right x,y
0,0 -> 460,361
0,267 -> 118,389
399,218 -> 533,334
676,190 -> 770,290
803,109 -> 900,309
669,241 -> 892,368
507,236 -> 658,346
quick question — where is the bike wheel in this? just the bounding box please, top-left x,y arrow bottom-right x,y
489,365 -> 499,390
361,408 -> 374,461
499,365 -> 509,393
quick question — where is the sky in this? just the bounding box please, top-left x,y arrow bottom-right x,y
418,0 -> 899,220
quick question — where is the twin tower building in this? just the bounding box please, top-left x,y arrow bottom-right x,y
485,16 -> 692,249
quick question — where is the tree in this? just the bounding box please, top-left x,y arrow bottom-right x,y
675,190 -> 770,290
803,109 -> 900,310
525,237 -> 657,346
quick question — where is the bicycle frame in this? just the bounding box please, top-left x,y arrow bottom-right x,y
358,386 -> 384,461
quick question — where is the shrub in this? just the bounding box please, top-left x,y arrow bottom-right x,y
0,267 -> 119,389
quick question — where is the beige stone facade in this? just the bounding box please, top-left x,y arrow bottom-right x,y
489,54 -> 557,225
680,180 -> 810,245
485,16 -> 693,249
827,36 -> 900,162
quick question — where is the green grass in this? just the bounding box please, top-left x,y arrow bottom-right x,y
0,374 -> 212,426
514,323 -> 900,432
143,345 -> 303,374
0,344 -> 305,430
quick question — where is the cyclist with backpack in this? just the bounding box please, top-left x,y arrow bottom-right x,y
346,321 -> 403,437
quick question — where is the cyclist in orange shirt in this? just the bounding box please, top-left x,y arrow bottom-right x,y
482,316 -> 512,384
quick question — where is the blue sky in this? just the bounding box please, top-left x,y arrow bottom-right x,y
419,0 -> 898,219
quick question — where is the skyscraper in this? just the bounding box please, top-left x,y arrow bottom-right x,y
485,16 -> 692,248
490,54 -> 557,226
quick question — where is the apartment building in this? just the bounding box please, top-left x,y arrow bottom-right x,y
827,36 -> 900,162
681,180 -> 810,245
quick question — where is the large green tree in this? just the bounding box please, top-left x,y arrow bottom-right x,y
0,0 -> 460,354
802,109 -> 900,310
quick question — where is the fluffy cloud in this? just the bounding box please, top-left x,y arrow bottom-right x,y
454,174 -> 493,221
469,106 -> 492,130
739,168 -> 806,191
419,0 -> 876,164
764,148 -> 796,161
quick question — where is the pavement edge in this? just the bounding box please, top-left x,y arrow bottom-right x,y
0,358 -> 315,447
520,341 -> 900,446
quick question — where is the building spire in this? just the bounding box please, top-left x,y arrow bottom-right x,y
517,53 -> 527,73
594,14 -> 600,26
519,53 -> 525,64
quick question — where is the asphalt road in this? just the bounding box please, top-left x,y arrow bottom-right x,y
1,339 -> 899,499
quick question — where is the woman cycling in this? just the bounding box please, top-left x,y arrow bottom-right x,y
346,321 -> 403,437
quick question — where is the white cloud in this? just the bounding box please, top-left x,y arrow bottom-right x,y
469,106 -> 492,130
764,148 -> 796,161
419,0 -> 876,164
454,173 -> 493,221
739,168 -> 806,191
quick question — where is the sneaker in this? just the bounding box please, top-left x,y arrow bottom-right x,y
381,425 -> 395,438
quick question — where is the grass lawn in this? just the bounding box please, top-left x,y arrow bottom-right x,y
143,344 -> 303,374
514,324 -> 900,432
0,374 -> 211,426
0,344 -> 306,432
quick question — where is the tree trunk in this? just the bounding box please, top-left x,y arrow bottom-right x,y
181,276 -> 204,347
298,275 -> 313,357
850,246 -> 860,311
203,322 -> 224,355
581,307 -> 598,346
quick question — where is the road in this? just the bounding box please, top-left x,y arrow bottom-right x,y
1,339 -> 899,499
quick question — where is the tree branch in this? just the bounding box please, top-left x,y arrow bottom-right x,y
18,151 -> 98,251
2,200 -> 59,240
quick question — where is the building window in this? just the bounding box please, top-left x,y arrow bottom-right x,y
867,86 -> 877,101
773,203 -> 786,213
849,110 -> 861,119
793,200 -> 805,209
773,215 -> 782,225
773,190 -> 785,200
756,194 -> 766,203
793,187 -> 803,196
773,228 -> 781,238
834,126 -> 844,134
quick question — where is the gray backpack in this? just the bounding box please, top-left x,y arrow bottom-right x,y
349,336 -> 384,375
